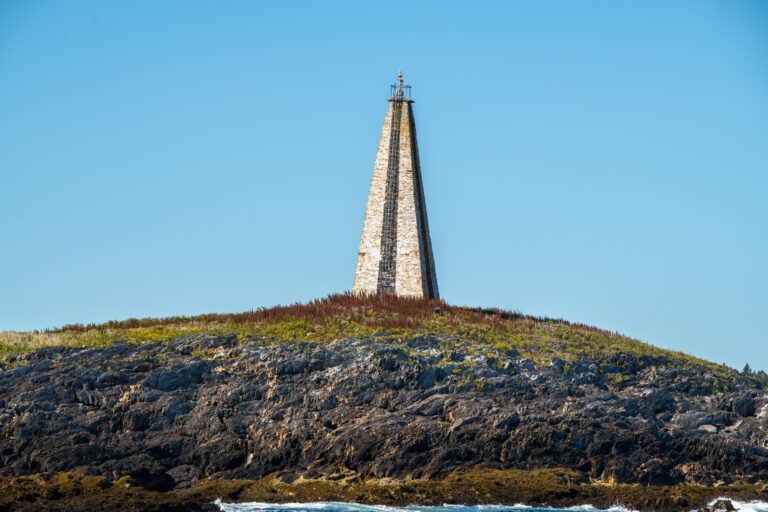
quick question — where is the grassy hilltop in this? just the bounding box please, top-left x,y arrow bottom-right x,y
2,294 -> 768,512
2,293 -> 763,388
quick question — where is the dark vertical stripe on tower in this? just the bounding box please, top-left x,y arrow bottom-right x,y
408,103 -> 438,299
377,100 -> 403,293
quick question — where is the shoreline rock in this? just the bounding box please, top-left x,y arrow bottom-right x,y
0,469 -> 766,512
1,334 -> 767,509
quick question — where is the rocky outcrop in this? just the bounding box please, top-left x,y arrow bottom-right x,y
0,334 -> 767,492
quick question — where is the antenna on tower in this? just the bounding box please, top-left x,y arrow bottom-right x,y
389,70 -> 412,100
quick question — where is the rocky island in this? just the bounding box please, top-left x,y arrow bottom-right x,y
1,294 -> 767,511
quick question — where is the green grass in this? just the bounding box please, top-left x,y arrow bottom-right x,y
0,293 -> 741,382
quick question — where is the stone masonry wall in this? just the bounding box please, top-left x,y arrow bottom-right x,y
408,103 -> 439,298
395,102 -> 427,297
352,102 -> 393,295
353,99 -> 438,299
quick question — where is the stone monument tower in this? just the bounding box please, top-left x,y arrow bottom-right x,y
353,72 -> 439,299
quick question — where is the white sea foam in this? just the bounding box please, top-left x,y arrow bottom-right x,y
699,498 -> 768,512
213,499 -> 768,512
213,502 -> 414,512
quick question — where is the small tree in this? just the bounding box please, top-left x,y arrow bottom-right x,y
743,363 -> 752,374
756,370 -> 768,389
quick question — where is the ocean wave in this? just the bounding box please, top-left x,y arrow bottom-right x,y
212,501 -> 638,512
213,499 -> 768,512
701,498 -> 768,512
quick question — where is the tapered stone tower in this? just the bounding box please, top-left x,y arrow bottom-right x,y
353,72 -> 439,299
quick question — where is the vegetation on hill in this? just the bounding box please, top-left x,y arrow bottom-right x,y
2,294 -> 768,511
2,293 -> 760,387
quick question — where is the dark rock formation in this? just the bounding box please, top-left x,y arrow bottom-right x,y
1,335 -> 767,490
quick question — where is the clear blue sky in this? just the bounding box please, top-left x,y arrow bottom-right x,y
1,1 -> 766,370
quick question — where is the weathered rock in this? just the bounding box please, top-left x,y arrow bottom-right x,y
0,335 -> 767,491
703,498 -> 736,511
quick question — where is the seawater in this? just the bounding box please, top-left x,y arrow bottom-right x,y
213,499 -> 768,512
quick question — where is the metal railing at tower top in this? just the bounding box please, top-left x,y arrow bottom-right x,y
389,70 -> 412,101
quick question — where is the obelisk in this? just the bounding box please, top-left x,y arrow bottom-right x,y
353,72 -> 439,299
